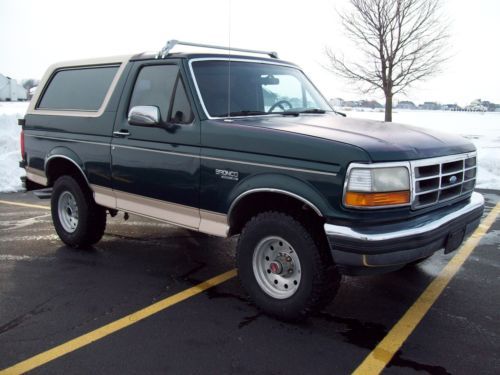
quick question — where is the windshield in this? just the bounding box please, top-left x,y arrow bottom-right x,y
191,60 -> 332,117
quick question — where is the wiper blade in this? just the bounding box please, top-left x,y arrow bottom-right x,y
216,110 -> 269,117
282,108 -> 327,116
300,108 -> 326,114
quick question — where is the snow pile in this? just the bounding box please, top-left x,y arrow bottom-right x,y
347,110 -> 500,190
0,102 -> 29,192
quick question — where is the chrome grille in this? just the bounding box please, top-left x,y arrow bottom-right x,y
411,153 -> 477,209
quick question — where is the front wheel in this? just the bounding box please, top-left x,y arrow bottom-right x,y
236,211 -> 340,321
51,175 -> 106,248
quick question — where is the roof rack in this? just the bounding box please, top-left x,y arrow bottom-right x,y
156,40 -> 278,59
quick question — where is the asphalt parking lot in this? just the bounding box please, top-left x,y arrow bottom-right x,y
0,190 -> 499,375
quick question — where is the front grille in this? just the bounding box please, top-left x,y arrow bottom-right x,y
411,153 -> 476,209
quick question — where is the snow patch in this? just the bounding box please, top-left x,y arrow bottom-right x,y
0,102 -> 29,192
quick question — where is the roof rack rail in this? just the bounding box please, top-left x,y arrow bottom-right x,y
156,40 -> 279,59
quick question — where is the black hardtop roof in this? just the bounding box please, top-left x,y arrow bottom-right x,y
130,52 -> 299,67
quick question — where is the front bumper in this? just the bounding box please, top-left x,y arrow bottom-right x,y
324,192 -> 484,275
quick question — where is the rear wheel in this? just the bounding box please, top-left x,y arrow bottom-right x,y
236,211 -> 340,321
51,175 -> 106,248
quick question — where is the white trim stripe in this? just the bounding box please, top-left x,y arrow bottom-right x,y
25,134 -> 110,147
201,155 -> 337,177
112,144 -> 198,159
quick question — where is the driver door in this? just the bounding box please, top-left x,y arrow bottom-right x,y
110,61 -> 201,229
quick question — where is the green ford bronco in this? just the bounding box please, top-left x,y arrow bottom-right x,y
20,40 -> 484,320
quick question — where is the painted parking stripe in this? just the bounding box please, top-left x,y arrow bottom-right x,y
353,202 -> 500,375
0,269 -> 237,375
0,200 -> 50,210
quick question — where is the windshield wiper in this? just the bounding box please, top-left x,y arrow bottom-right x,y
216,110 -> 269,117
282,108 -> 327,116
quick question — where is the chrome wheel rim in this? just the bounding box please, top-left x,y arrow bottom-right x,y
252,236 -> 302,299
58,191 -> 79,233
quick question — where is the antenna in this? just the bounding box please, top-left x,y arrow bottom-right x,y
227,0 -> 232,119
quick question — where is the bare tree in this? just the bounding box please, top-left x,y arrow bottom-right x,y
22,79 -> 39,91
325,0 -> 449,122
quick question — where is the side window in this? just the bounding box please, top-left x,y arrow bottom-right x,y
129,65 -> 178,123
170,77 -> 193,124
38,66 -> 118,111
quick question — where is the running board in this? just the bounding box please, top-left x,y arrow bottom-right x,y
33,188 -> 53,199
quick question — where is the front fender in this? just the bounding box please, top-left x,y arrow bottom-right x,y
226,173 -> 332,217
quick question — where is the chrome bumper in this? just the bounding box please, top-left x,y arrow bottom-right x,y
324,192 -> 484,274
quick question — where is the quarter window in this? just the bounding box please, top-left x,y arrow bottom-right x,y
38,66 -> 119,111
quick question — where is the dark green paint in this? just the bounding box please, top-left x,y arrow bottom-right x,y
24,55 -> 477,227
110,60 -> 201,207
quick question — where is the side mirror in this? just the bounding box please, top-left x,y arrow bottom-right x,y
128,106 -> 160,126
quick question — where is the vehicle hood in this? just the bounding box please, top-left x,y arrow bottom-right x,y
237,113 -> 475,162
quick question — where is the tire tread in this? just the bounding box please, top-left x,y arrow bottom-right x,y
51,175 -> 106,248
236,211 -> 340,321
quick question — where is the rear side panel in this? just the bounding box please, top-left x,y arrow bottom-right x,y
23,57 -> 133,189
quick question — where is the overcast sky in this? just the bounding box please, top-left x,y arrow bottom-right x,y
1,0 -> 499,106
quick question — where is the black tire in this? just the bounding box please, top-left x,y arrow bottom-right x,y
51,175 -> 106,248
236,211 -> 340,321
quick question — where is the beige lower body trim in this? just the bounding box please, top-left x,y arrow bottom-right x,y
115,190 -> 200,229
91,185 -> 117,208
90,185 -> 229,237
26,167 -> 48,186
200,210 -> 229,237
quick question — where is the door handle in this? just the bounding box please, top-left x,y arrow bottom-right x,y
113,130 -> 130,137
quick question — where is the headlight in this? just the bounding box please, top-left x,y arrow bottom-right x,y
344,165 -> 410,208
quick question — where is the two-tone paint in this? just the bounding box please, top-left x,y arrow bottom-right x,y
22,52 -> 478,241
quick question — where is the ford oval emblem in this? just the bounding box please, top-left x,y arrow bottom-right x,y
449,175 -> 458,184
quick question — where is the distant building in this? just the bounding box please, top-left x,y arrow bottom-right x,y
359,100 -> 383,109
0,74 -> 28,101
339,99 -> 382,109
465,99 -> 487,112
329,98 -> 345,107
477,100 -> 498,112
343,100 -> 362,108
396,100 -> 417,110
442,104 -> 461,111
419,102 -> 440,110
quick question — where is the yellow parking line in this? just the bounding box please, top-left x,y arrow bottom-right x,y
353,202 -> 500,375
0,269 -> 237,375
0,200 -> 50,210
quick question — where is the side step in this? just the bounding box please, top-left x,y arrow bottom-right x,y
33,188 -> 53,199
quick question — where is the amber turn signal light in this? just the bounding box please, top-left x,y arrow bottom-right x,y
345,191 -> 410,207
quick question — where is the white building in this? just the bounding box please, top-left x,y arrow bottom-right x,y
0,74 -> 28,101
329,98 -> 345,107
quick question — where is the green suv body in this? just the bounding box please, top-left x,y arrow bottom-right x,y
20,41 -> 484,320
